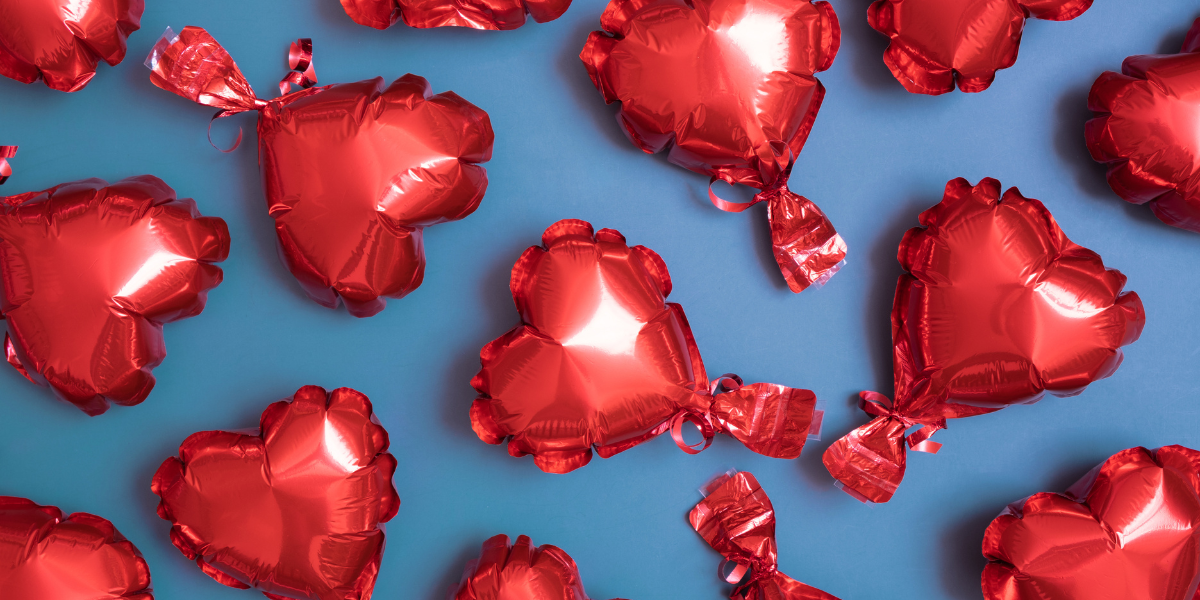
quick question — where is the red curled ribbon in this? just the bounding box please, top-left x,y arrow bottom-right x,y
279,38 -> 317,96
146,27 -> 318,152
0,146 -> 15,185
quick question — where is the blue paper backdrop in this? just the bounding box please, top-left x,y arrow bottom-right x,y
2,1 -> 1199,598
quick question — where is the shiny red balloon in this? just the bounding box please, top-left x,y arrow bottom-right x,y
982,446 -> 1200,600
472,219 -> 820,473
340,0 -> 571,30
0,175 -> 229,415
691,471 -> 838,600
0,0 -> 143,91
580,0 -> 846,293
868,0 -> 1092,94
823,178 -> 1145,503
152,385 -> 400,600
1087,18 -> 1200,233
0,497 -> 153,599
453,534 -> 628,600
148,26 -> 493,317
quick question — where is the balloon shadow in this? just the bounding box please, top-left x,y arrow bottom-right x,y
937,504 -> 995,598
863,197 -> 928,395
556,17 -> 638,151
838,0 -> 904,92
427,538 -> 482,600
438,238 -> 529,440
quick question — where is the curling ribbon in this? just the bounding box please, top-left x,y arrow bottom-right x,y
707,144 -> 795,213
0,146 -> 15,185
858,391 -> 944,454
668,373 -> 746,455
279,38 -> 317,95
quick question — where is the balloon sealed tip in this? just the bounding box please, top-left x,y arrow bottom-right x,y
834,480 -> 873,504
808,406 -> 825,441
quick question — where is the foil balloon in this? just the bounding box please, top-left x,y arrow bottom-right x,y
1087,18 -> 1200,233
580,0 -> 847,293
0,497 -> 153,599
152,385 -> 400,600
0,0 -> 143,91
147,26 -> 493,317
340,0 -> 571,30
0,173 -> 229,415
453,534 -> 629,600
868,0 -> 1092,94
982,445 -> 1200,600
690,471 -> 839,600
823,178 -> 1144,503
471,219 -> 822,473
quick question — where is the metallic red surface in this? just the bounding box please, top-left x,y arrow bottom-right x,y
690,472 -> 838,600
823,178 -> 1145,503
0,497 -> 152,599
151,385 -> 400,600
471,219 -> 820,473
148,26 -> 493,317
982,446 -> 1200,600
453,534 -> 628,600
580,0 -> 846,293
868,0 -> 1092,94
1087,18 -> 1200,233
0,146 -> 16,185
0,0 -> 143,92
340,0 -> 571,30
0,176 -> 229,415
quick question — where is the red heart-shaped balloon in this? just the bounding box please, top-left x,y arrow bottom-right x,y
0,497 -> 152,599
453,534 -> 628,600
824,178 -> 1144,503
340,0 -> 571,30
982,446 -> 1200,600
868,0 -> 1092,94
1087,18 -> 1200,232
0,175 -> 229,415
471,219 -> 819,473
0,0 -> 143,91
148,27 -> 493,317
580,0 -> 846,293
151,385 -> 400,600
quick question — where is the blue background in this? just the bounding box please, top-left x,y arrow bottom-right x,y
2,1 -> 1200,598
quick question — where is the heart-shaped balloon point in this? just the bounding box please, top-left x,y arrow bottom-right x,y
824,178 -> 1144,503
868,0 -> 1092,94
0,0 -> 143,91
151,385 -> 400,600
340,0 -> 572,30
471,219 -> 821,473
1087,18 -> 1200,232
453,534 -> 628,600
0,497 -> 152,599
0,175 -> 230,415
148,26 -> 493,317
581,0 -> 846,292
982,445 -> 1200,600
